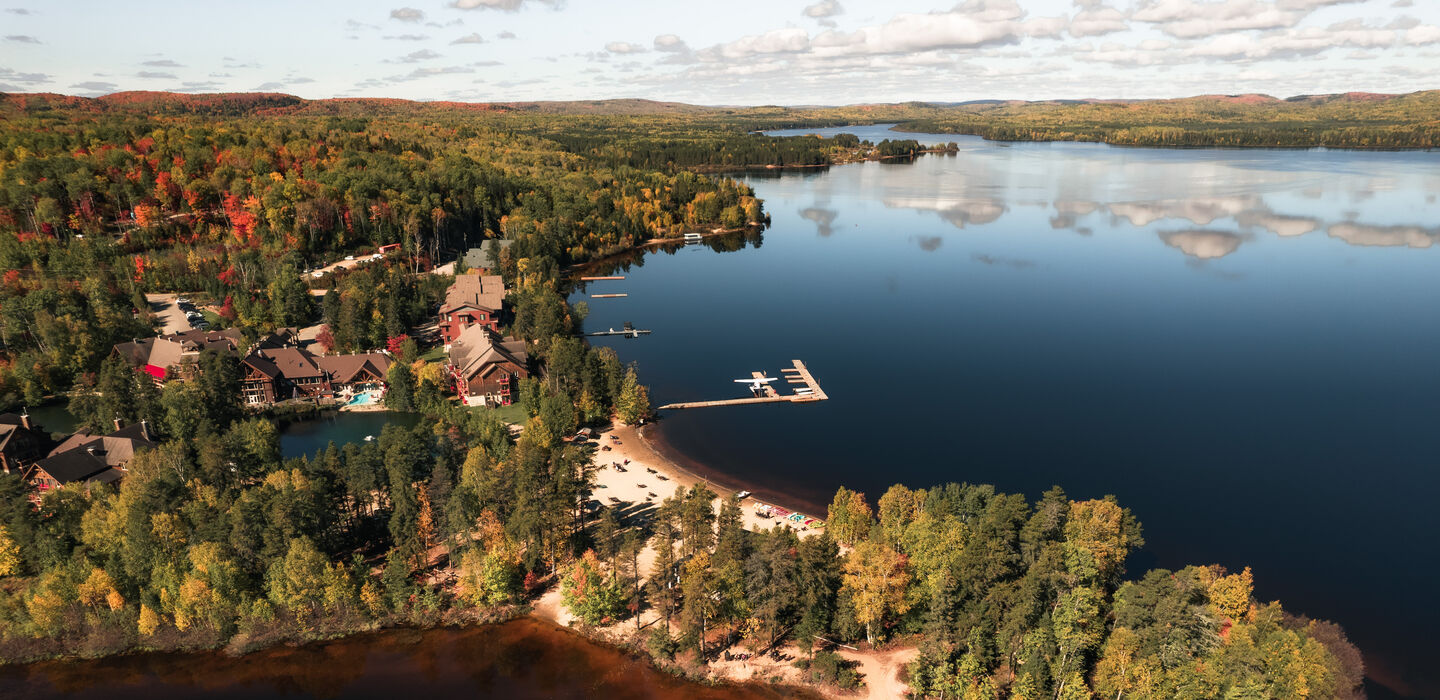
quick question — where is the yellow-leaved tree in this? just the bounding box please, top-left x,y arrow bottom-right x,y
0,524 -> 21,577
841,539 -> 911,645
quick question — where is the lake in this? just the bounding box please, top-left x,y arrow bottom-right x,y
575,125 -> 1440,698
0,618 -> 815,700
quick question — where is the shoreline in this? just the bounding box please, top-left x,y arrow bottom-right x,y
588,420 -> 828,537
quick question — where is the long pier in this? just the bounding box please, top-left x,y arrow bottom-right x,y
591,293 -> 629,298
657,360 -> 827,410
580,276 -> 626,281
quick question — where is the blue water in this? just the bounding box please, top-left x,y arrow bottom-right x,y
576,127 -> 1440,697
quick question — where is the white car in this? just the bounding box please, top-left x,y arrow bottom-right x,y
311,271 -> 325,278
344,255 -> 355,261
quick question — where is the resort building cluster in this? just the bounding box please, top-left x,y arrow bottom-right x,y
5,250 -> 535,495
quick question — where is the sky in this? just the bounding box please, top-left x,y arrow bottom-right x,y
2,0 -> 1438,105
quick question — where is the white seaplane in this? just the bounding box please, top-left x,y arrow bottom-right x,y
734,376 -> 779,395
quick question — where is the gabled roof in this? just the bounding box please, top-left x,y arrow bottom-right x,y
250,347 -> 324,380
242,351 -> 282,379
0,413 -> 47,455
252,328 -> 300,351
449,325 -> 527,381
462,240 -> 513,271
316,353 -> 392,384
440,274 -> 505,315
113,328 -> 245,374
31,449 -> 112,484
36,422 -> 156,484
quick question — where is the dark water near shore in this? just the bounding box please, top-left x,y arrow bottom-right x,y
576,126 -> 1440,698
0,618 -> 813,700
278,410 -> 424,459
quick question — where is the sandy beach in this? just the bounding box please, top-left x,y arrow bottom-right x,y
528,422 -> 922,699
587,421 -> 827,537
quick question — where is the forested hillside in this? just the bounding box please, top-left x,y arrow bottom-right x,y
0,94 -> 764,405
895,91 -> 1440,148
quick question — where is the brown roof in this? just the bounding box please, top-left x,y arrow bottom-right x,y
39,422 -> 157,483
250,347 -> 324,380
440,274 -> 505,315
316,353 -> 392,384
113,328 -> 244,372
449,325 -> 528,381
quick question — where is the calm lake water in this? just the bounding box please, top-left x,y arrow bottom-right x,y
279,410 -> 424,459
1,618 -> 815,700
576,125 -> 1440,698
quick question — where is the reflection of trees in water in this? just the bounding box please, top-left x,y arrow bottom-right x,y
573,226 -> 767,287
10,620 -> 814,699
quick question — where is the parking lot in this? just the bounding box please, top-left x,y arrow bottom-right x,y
144,293 -> 211,334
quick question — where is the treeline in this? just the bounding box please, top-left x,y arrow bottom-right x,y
544,132 -> 833,170
896,91 -> 1440,148
558,482 -> 1364,699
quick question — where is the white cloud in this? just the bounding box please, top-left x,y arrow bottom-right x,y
69,80 -> 116,92
142,59 -> 185,68
803,0 -> 843,19
653,34 -> 687,51
1070,6 -> 1129,37
1130,0 -> 1366,39
384,34 -> 429,40
452,33 -> 487,44
452,0 -> 562,10
136,71 -> 177,79
388,49 -> 443,63
606,41 -> 647,54
1188,20 -> 1406,60
389,65 -> 476,82
5,34 -> 40,43
1405,24 -> 1440,44
390,7 -> 424,22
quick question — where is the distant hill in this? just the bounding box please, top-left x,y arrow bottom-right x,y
0,91 -> 716,118
4,88 -> 1438,148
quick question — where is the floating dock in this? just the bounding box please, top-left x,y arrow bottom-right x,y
657,360 -> 827,410
591,293 -> 628,298
580,276 -> 626,281
587,322 -> 651,338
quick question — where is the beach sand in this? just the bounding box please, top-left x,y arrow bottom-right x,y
529,421 -> 911,698
588,422 -> 826,537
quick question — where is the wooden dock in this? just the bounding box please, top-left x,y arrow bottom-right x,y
657,360 -> 827,410
580,276 -> 626,281
591,293 -> 628,298
587,323 -> 651,338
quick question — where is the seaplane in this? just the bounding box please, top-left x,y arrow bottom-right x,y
734,376 -> 779,396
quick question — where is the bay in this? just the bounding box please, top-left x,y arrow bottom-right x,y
575,125 -> 1440,698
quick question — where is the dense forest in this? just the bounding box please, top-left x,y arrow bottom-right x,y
0,94 -> 765,406
894,91 -> 1440,148
0,91 -> 1370,697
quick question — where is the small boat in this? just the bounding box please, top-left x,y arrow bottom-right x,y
363,435 -> 374,442
736,490 -> 751,499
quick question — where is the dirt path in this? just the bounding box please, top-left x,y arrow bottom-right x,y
838,646 -> 918,700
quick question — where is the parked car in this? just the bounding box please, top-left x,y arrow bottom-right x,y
344,255 -> 356,261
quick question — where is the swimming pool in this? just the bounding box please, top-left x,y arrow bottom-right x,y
343,391 -> 379,407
